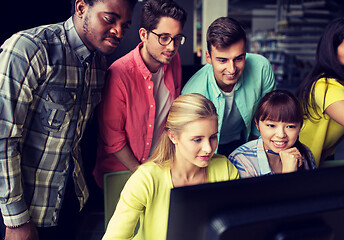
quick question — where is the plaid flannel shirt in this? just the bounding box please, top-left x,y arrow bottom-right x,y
0,17 -> 106,227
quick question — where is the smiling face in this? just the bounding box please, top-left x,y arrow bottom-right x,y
206,39 -> 246,93
74,0 -> 133,55
139,17 -> 183,72
170,117 -> 218,169
257,120 -> 301,153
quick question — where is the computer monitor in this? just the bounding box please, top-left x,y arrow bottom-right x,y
166,166 -> 344,240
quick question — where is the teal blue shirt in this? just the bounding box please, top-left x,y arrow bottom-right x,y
182,53 -> 275,147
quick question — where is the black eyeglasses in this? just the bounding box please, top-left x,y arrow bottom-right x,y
150,30 -> 186,46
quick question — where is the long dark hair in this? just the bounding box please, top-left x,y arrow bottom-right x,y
297,17 -> 344,120
255,90 -> 312,170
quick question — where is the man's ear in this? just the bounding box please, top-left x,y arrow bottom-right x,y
139,28 -> 148,42
75,0 -> 87,18
167,129 -> 177,144
206,51 -> 212,64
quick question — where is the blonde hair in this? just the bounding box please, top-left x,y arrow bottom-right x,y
149,93 -> 218,166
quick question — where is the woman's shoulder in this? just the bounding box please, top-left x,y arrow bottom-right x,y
315,77 -> 344,89
138,161 -> 167,175
314,77 -> 344,107
228,140 -> 261,170
125,161 -> 169,190
230,139 -> 259,157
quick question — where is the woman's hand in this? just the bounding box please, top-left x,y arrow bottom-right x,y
280,147 -> 303,173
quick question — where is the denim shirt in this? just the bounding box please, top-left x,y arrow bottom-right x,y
0,17 -> 106,227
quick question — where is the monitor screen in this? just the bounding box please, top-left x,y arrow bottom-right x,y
166,166 -> 344,240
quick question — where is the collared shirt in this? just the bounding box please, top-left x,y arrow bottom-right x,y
182,53 -> 276,145
0,17 -> 106,227
94,42 -> 181,188
228,137 -> 316,178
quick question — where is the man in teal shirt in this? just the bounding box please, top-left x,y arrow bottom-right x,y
182,17 -> 275,156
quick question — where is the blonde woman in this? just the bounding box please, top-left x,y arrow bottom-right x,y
103,93 -> 239,240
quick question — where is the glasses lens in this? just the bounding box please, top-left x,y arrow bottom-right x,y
159,35 -> 172,45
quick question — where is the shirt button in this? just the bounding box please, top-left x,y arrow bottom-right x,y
142,158 -> 146,161
150,105 -> 154,108
220,102 -> 224,105
147,142 -> 150,146
148,86 -> 151,90
149,124 -> 152,127
218,121 -> 221,125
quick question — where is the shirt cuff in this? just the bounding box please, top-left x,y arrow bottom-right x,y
0,198 -> 30,227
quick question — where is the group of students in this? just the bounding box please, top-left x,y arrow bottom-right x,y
93,3 -> 276,189
0,0 -> 343,239
102,10 -> 344,240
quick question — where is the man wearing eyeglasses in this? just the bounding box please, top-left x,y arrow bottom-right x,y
93,0 -> 187,188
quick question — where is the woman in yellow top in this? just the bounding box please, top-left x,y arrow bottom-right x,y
298,17 -> 344,167
102,93 -> 239,240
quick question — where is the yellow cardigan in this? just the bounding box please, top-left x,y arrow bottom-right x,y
299,78 -> 344,167
102,154 -> 239,240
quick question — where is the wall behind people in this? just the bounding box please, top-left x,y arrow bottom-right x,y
2,0 -> 193,66
0,1 -> 71,45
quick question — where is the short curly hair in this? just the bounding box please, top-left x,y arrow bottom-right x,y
70,0 -> 137,15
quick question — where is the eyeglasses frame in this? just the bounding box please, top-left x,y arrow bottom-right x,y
149,30 -> 186,46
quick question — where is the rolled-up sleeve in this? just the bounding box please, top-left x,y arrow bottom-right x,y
98,68 -> 128,154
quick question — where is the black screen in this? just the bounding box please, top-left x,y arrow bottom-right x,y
167,166 -> 344,240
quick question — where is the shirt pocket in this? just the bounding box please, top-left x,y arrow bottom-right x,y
38,87 -> 77,132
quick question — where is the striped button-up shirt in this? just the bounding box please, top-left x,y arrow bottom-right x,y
228,137 -> 316,178
0,17 -> 106,227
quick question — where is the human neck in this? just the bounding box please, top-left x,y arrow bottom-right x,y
218,82 -> 235,93
140,44 -> 162,73
170,159 -> 207,187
